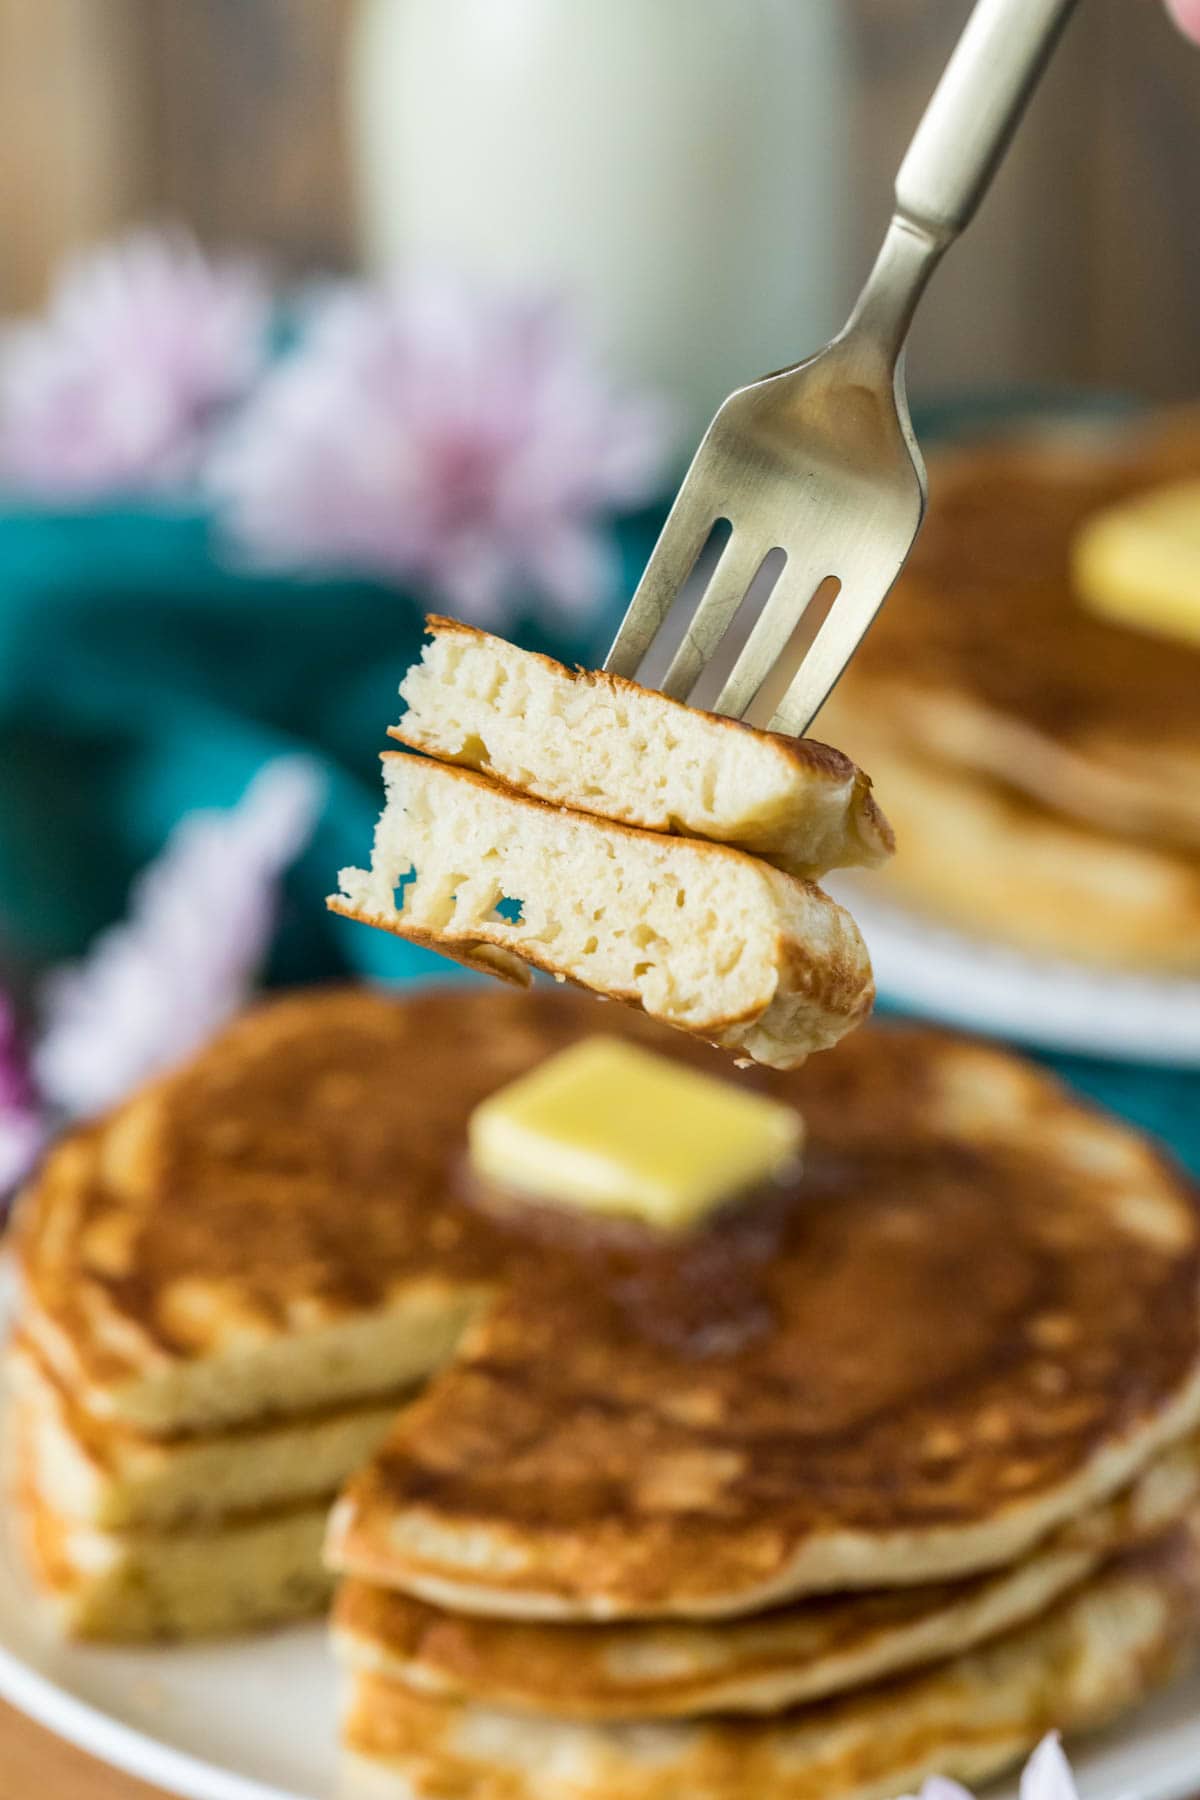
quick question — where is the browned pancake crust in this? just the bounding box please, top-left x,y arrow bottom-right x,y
12,989 -> 543,1400
343,1522 -> 1200,1800
831,413 -> 1200,850
328,1005 -> 1200,1615
331,1436 -> 1200,1717
9,1328 -> 412,1460
392,614 -> 895,865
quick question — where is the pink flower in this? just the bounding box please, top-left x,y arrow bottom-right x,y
211,272 -> 672,627
0,226 -> 269,498
0,995 -> 43,1195
33,758 -> 324,1118
1166,0 -> 1200,41
902,1736 -> 1079,1800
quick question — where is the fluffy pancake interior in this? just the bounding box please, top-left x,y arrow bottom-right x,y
9,1410 -> 333,1641
394,617 -> 893,878
332,755 -> 874,1069
7,1337 -> 408,1530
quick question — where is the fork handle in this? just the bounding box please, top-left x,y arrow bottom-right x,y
844,0 -> 1077,362
896,0 -> 1079,242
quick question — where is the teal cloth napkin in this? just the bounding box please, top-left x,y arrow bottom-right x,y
0,502 -> 658,986
0,496 -> 1196,1178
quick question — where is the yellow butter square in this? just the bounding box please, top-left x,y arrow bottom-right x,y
469,1037 -> 802,1230
1073,477 -> 1200,647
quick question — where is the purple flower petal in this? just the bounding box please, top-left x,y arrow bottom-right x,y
1020,1736 -> 1080,1800
895,1779 -> 979,1800
0,995 -> 43,1197
211,270 -> 673,627
895,1737 -> 1082,1800
0,226 -> 269,498
33,758 -> 324,1118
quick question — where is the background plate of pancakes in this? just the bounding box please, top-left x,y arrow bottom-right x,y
821,406 -> 1200,1065
827,886 -> 1200,1066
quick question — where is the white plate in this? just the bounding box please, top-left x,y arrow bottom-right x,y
6,1317 -> 1200,1800
831,881 -> 1200,1066
0,1588 -> 336,1800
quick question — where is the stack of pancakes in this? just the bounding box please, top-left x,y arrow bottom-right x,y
312,992 -> 1200,1798
8,986 -> 1200,1799
819,410 -> 1200,970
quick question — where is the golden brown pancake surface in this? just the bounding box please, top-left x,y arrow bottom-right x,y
13,989 -> 544,1413
326,998 -> 1200,1616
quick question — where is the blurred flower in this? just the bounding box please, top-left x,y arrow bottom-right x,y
1166,0 -> 1200,43
34,757 -> 324,1118
0,226 -> 269,499
1017,1736 -> 1081,1800
211,272 -> 672,626
902,1737 -> 1078,1800
0,995 -> 43,1195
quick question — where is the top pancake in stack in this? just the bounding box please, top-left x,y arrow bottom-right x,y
819,411 -> 1200,969
17,989 -> 1199,1584
12,990 -> 542,1440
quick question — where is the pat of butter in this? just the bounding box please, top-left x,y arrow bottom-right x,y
469,1036 -> 802,1230
1073,478 -> 1200,647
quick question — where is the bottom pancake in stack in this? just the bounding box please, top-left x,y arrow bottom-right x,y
324,999 -> 1200,1797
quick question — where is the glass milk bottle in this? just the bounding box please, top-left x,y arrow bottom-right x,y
347,0 -> 852,439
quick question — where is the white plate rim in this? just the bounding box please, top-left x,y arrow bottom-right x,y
9,1614 -> 1200,1800
0,1256 -> 312,1800
0,1635 -> 305,1800
831,882 -> 1200,1066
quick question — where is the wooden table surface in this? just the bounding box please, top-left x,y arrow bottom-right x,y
0,1699 -> 169,1799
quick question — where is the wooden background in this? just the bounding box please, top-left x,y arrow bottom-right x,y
0,1700 -> 168,1798
0,7 -> 1196,1789
0,0 -> 1198,401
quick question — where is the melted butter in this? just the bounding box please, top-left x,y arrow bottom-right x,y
1073,477 -> 1200,647
468,1036 -> 803,1232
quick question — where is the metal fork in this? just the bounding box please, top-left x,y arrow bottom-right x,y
605,0 -> 1078,738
